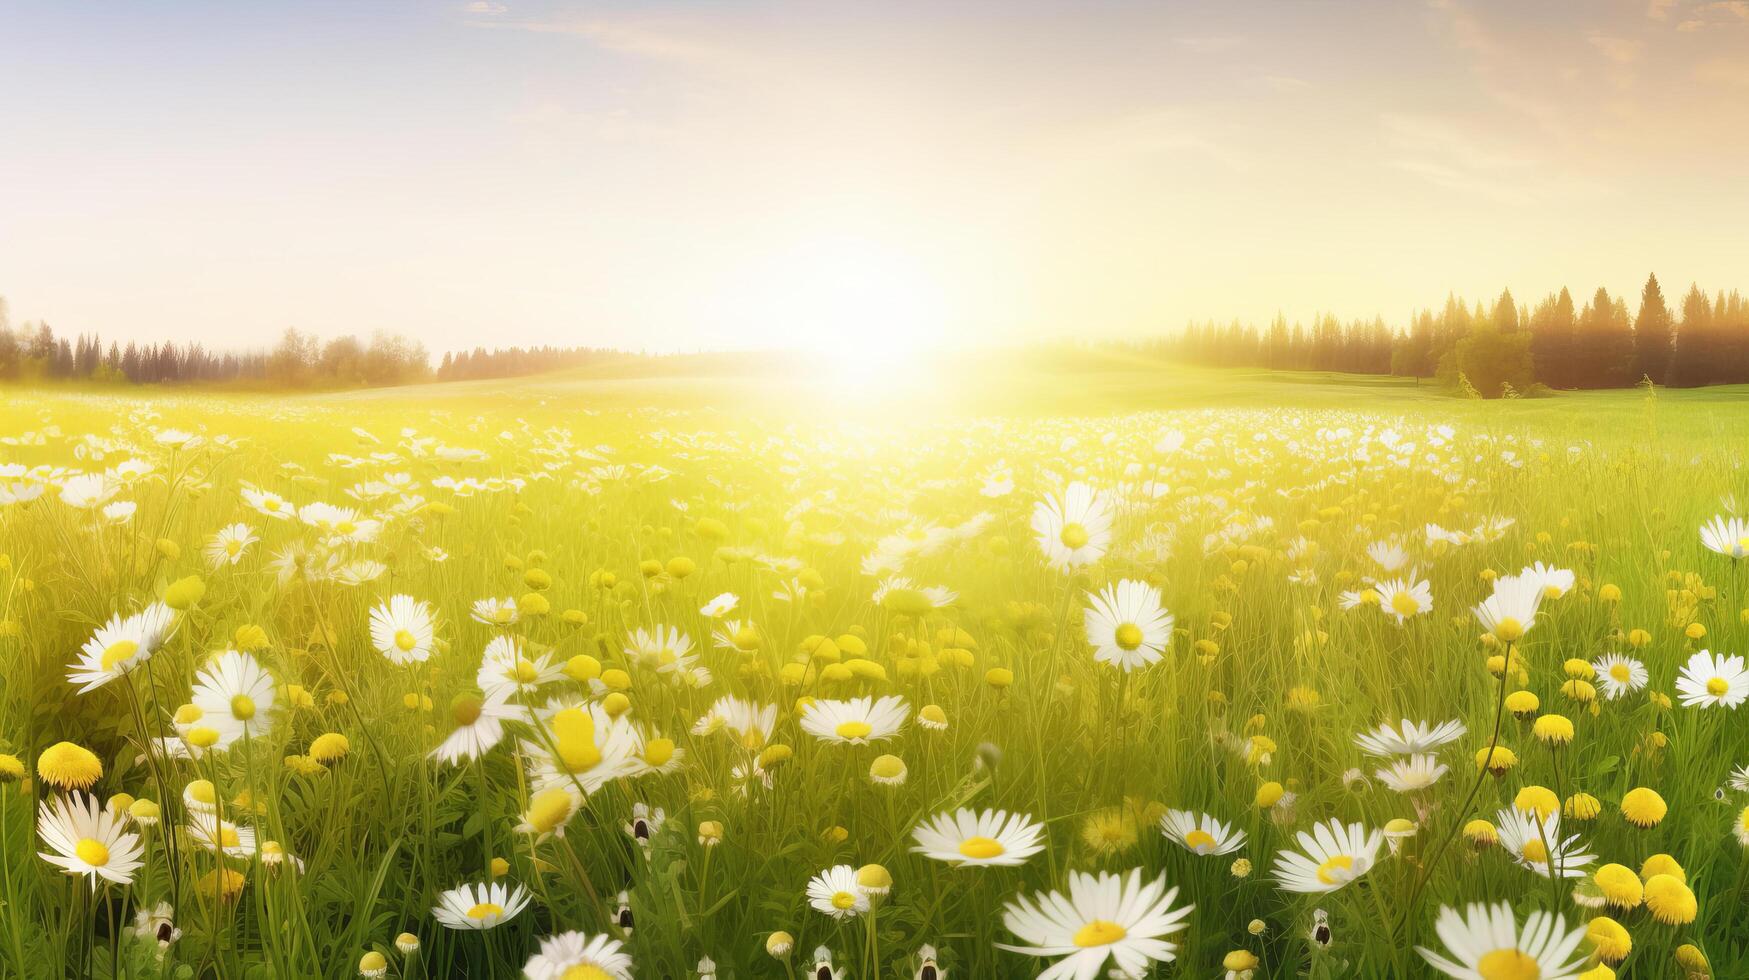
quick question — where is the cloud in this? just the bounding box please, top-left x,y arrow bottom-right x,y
1586,32 -> 1643,63
1427,0 -> 1507,61
1647,0 -> 1679,18
464,1 -> 508,14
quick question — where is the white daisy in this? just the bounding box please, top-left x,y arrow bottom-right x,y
1273,819 -> 1382,893
1082,580 -> 1174,672
1591,654 -> 1648,700
1374,571 -> 1432,623
1366,539 -> 1410,573
431,688 -> 520,765
520,704 -> 640,796
625,626 -> 697,676
58,472 -> 117,510
1700,514 -> 1749,559
806,865 -> 870,919
1416,902 -> 1587,979
66,602 -> 176,693
186,813 -> 257,858
1519,562 -> 1575,601
241,485 -> 295,521
911,809 -> 1046,867
370,594 -> 437,665
470,596 -> 520,627
799,696 -> 910,745
1471,573 -> 1542,643
477,635 -> 564,699
998,868 -> 1191,980
37,791 -> 145,886
190,651 -> 277,745
523,932 -> 634,980
692,696 -> 777,750
699,592 -> 739,618
1375,754 -> 1449,793
204,523 -> 258,568
1353,719 -> 1468,757
1032,482 -> 1114,571
1675,649 -> 1749,708
1159,809 -> 1247,856
432,882 -> 530,930
1493,807 -> 1594,878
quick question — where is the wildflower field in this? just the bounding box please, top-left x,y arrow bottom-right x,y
3,367 -> 1749,979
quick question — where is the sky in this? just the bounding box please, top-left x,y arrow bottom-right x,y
3,0 -> 1749,357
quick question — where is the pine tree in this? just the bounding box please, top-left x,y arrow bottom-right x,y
1669,284 -> 1713,387
1492,289 -> 1519,333
1633,273 -> 1673,384
1530,288 -> 1577,388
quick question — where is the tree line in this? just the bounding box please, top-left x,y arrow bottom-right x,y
436,345 -> 625,381
1158,274 -> 1749,396
0,299 -> 633,389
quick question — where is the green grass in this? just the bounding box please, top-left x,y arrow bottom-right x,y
2,364 -> 1748,978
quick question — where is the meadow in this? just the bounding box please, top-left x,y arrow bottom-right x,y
2,359 -> 1748,978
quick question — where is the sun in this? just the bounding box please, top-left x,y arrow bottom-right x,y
726,235 -> 950,389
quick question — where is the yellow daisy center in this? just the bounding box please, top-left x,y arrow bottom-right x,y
493,607 -> 514,624
1184,829 -> 1217,851
225,540 -> 241,556
561,967 -> 612,980
100,640 -> 141,673
1059,522 -> 1089,550
465,902 -> 503,920
75,838 -> 110,867
1494,617 -> 1524,642
957,836 -> 1006,859
230,695 -> 257,721
1521,840 -> 1549,864
830,890 -> 858,910
524,789 -> 574,833
512,659 -> 540,684
835,720 -> 873,740
451,696 -> 483,727
335,521 -> 356,535
394,629 -> 417,652
642,738 -> 675,768
1114,623 -> 1143,651
1315,854 -> 1355,884
1707,676 -> 1729,696
1476,947 -> 1540,980
1390,590 -> 1419,616
219,826 -> 240,848
1610,664 -> 1631,682
1072,919 -> 1127,947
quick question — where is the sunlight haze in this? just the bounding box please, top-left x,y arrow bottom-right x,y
4,0 -> 1748,354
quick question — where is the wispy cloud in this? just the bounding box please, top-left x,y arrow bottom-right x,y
1380,112 -> 1612,205
1586,32 -> 1643,63
464,1 -> 508,15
